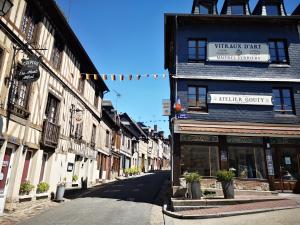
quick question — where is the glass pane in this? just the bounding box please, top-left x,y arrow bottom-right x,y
189,41 -> 196,48
272,89 -> 280,97
199,4 -> 210,14
198,87 -> 206,96
188,87 -> 196,95
274,97 -> 281,106
277,41 -> 285,49
188,95 -> 197,107
269,49 -> 277,60
231,5 -> 244,15
199,48 -> 206,57
181,145 -> 219,176
282,89 -> 291,98
266,5 -> 280,16
189,48 -> 196,59
283,97 -> 292,106
269,42 -> 275,49
198,41 -> 206,48
228,146 -> 266,179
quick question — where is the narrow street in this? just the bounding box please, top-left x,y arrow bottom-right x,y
16,171 -> 170,225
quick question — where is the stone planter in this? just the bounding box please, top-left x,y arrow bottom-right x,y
55,185 -> 65,201
221,181 -> 235,199
187,181 -> 201,199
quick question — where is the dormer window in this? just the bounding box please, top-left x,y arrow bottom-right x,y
266,4 -> 280,16
199,3 -> 213,14
231,4 -> 245,15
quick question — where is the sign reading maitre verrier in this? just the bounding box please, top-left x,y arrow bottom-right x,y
207,42 -> 270,62
209,94 -> 273,106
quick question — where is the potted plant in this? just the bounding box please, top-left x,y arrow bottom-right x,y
72,175 -> 78,182
55,177 -> 66,202
19,181 -> 35,195
124,168 -> 129,177
216,170 -> 235,199
37,182 -> 50,194
184,172 -> 201,199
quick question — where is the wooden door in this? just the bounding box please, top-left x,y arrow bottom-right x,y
21,151 -> 32,183
0,149 -> 12,194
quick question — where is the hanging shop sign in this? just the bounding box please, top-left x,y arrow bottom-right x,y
74,110 -> 84,124
17,57 -> 40,83
207,42 -> 270,62
209,94 -> 273,106
162,99 -> 171,116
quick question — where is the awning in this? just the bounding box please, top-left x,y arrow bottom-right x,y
174,120 -> 300,138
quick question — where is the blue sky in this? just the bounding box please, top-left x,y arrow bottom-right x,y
56,0 -> 299,135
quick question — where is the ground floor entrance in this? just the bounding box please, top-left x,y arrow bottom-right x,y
173,132 -> 300,194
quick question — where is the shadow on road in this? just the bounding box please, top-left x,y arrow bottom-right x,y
64,170 -> 171,206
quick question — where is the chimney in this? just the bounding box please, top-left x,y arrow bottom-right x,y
154,125 -> 158,132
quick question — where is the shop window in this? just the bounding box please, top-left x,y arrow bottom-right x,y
266,4 -> 280,16
188,86 -> 207,112
21,3 -> 40,43
45,93 -> 60,123
231,4 -> 245,15
272,88 -> 294,115
50,36 -> 64,70
188,39 -> 207,62
228,146 -> 267,179
269,40 -> 289,64
181,145 -> 219,177
199,3 -> 212,14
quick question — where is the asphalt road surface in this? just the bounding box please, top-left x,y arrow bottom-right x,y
17,171 -> 170,225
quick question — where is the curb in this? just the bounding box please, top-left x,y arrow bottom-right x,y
163,203 -> 300,219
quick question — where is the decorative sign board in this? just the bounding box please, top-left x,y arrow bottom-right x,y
285,157 -> 292,165
207,42 -> 270,62
209,94 -> 273,106
162,99 -> 171,116
17,57 -> 40,83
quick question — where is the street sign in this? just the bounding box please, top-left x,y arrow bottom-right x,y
17,57 -> 40,83
162,99 -> 171,116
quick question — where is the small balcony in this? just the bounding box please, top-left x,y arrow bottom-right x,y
41,119 -> 60,149
8,104 -> 30,119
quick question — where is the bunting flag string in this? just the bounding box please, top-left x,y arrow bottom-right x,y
80,73 -> 169,81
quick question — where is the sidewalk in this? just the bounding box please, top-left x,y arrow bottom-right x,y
164,195 -> 300,219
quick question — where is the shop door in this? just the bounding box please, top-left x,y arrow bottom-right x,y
274,148 -> 300,192
0,149 -> 12,194
21,150 -> 32,183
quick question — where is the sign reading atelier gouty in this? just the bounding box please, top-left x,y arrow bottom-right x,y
209,94 -> 273,106
207,42 -> 270,62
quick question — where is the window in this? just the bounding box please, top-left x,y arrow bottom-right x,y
199,3 -> 212,14
228,146 -> 267,179
91,124 -> 96,147
105,130 -> 110,147
78,77 -> 85,94
231,4 -> 245,15
188,86 -> 207,112
272,88 -> 294,115
74,122 -> 83,140
181,145 -> 219,177
269,40 -> 288,64
266,4 -> 280,16
122,134 -> 125,146
50,37 -> 64,70
188,39 -> 207,62
94,92 -> 99,108
45,93 -> 60,123
127,139 -> 131,149
21,3 -> 39,42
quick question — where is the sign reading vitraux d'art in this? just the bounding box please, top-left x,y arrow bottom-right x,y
17,57 -> 40,83
209,94 -> 273,106
207,42 -> 270,62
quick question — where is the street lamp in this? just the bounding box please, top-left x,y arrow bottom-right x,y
0,0 -> 13,16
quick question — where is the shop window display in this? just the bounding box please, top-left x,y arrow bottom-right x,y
228,146 -> 267,179
181,145 -> 219,177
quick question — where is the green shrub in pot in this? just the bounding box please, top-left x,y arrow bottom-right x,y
72,175 -> 79,182
216,170 -> 235,199
184,172 -> 202,199
37,182 -> 50,193
19,181 -> 35,195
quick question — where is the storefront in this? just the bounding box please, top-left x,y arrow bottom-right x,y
173,120 -> 300,193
